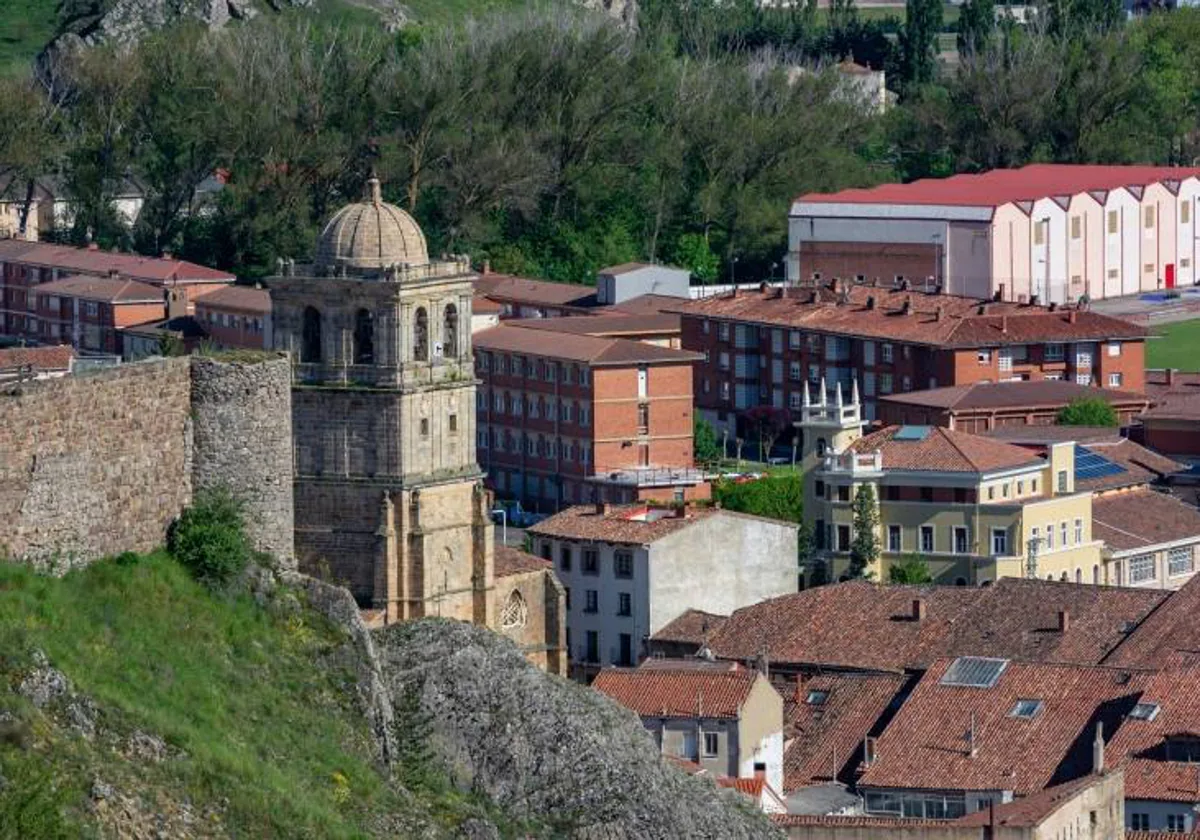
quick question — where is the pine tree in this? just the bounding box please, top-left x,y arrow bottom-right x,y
849,484 -> 880,579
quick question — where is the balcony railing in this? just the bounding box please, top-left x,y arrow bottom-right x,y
822,450 -> 883,476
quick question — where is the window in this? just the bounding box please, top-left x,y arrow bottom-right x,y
1107,210 -> 1119,234
920,525 -> 934,553
702,319 -> 710,334
1130,814 -> 1150,831
1076,372 -> 1092,386
301,306 -> 323,363
1031,526 -> 1040,548
977,349 -> 992,364
789,361 -> 801,381
1129,702 -> 1161,721
921,486 -> 934,503
881,343 -> 894,364
880,373 -> 893,394
837,485 -> 851,503
585,630 -> 599,663
1106,341 -> 1121,357
413,307 -> 429,361
1169,547 -> 1193,577
1045,343 -> 1064,362
618,633 -> 633,666
702,732 -> 719,757
614,551 -> 633,579
992,528 -> 1008,556
1061,521 -> 1068,547
1010,699 -> 1043,719
443,304 -> 458,359
1057,470 -> 1068,493
1070,215 -> 1081,239
560,547 -> 572,572
1145,206 -> 1156,228
1075,518 -> 1083,544
500,591 -> 528,629
987,486 -> 995,501
1108,373 -> 1123,387
448,414 -> 458,433
584,590 -> 599,613
718,322 -> 730,341
1033,220 -> 1046,245
1183,201 -> 1192,224
420,418 -> 429,436
888,525 -> 901,553
998,348 -> 1012,372
580,406 -> 591,426
954,527 -> 969,554
836,525 -> 851,552
902,376 -> 911,392
1045,523 -> 1054,550
617,592 -> 632,616
806,690 -> 829,705
1016,481 -> 1024,496
1130,554 -> 1156,584
1167,814 -> 1187,833
1001,483 -> 1009,499
789,391 -> 801,410
789,330 -> 800,349
583,549 -> 599,576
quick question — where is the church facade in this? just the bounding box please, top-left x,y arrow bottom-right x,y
270,180 -> 563,673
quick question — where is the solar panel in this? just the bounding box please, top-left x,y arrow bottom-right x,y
894,425 -> 932,442
1074,445 -> 1128,481
940,656 -> 1009,688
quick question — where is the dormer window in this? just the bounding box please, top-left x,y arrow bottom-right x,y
806,690 -> 829,705
1129,702 -> 1161,722
1009,699 -> 1043,719
1166,736 -> 1200,762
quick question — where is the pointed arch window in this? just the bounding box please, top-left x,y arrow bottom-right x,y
353,308 -> 374,365
501,590 -> 528,629
414,307 -> 428,361
443,303 -> 458,359
301,306 -> 322,363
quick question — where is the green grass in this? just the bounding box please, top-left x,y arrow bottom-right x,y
0,0 -> 56,76
0,552 -> 424,837
1147,317 -> 1200,371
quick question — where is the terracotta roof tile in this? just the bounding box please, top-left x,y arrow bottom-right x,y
1103,668 -> 1200,801
1092,490 -> 1200,553
196,284 -> 270,313
1141,391 -> 1200,421
0,239 -> 234,284
847,425 -> 1043,474
508,312 -> 681,338
984,426 -> 1121,445
651,609 -> 729,646
704,578 -> 1166,673
782,672 -> 910,791
664,754 -> 707,775
592,667 -> 764,719
493,545 -> 551,578
881,380 -> 1150,412
952,775 -> 1107,826
0,345 -> 74,371
859,658 -> 1155,794
473,324 -> 700,367
669,285 -> 1145,348
473,273 -> 596,308
471,294 -> 503,314
1075,440 -> 1183,493
527,503 -> 716,546
34,274 -> 163,304
797,164 -> 1200,208
1104,576 -> 1200,669
716,776 -> 765,796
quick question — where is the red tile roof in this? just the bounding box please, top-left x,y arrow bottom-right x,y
474,324 -> 700,367
1103,668 -> 1200,801
528,503 -> 715,546
1092,490 -> 1200,553
0,345 -> 74,372
34,274 -> 163,304
880,380 -> 1150,412
1104,575 -> 1200,669
471,294 -> 504,315
473,272 -> 596,308
952,774 -> 1109,827
508,312 -> 681,339
592,667 -> 765,720
716,776 -> 765,796
0,239 -> 234,284
493,545 -> 552,578
782,672 -> 909,792
847,425 -> 1043,474
664,754 -> 707,775
1074,439 -> 1182,493
859,658 -> 1155,795
797,164 -> 1200,208
194,284 -> 270,314
1141,391 -> 1200,422
650,609 -> 729,646
703,578 -> 1167,673
670,284 -> 1145,348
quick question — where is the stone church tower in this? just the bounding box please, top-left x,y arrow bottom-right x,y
270,177 -> 494,627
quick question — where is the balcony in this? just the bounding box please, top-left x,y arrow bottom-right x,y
822,450 -> 883,477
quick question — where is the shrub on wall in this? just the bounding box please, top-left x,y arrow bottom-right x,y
168,488 -> 251,588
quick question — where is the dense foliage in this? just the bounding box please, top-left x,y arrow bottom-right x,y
849,483 -> 879,579
167,487 -> 252,588
1056,396 -> 1119,427
888,552 -> 933,583
714,473 -> 804,524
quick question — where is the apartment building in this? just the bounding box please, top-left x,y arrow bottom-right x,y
0,239 -> 233,343
790,164 -> 1200,304
193,284 -> 271,350
526,502 -> 798,676
30,275 -> 165,355
799,380 -> 1104,584
473,323 -> 704,509
671,282 -> 1146,430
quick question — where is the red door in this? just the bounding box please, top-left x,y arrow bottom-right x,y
1166,263 -> 1176,289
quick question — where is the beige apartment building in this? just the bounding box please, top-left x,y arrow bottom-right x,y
800,380 -> 1103,584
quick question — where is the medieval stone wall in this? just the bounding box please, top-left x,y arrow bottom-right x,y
0,354 -> 295,571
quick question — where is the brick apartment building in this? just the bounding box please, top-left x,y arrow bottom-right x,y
670,282 -> 1147,434
31,275 -> 166,355
0,239 -> 233,345
193,284 -> 272,350
473,323 -> 704,511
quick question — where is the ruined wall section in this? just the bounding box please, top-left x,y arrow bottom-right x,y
190,355 -> 295,567
0,357 -> 193,571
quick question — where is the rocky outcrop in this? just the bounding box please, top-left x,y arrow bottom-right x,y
373,619 -> 780,840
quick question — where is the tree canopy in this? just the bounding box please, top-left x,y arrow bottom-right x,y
1057,397 -> 1119,427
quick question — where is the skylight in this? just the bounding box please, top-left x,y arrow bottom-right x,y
1129,702 -> 1161,722
940,656 -> 1010,688
806,690 -> 829,706
1009,699 -> 1043,719
894,425 -> 932,442
1074,445 -> 1128,482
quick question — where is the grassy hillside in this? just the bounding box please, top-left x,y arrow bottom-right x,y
0,0 -> 57,75
0,552 -> 499,838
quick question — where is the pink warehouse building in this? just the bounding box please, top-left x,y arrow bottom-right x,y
790,164 -> 1200,304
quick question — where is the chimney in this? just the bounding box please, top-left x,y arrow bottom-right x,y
866,295 -> 876,310
912,598 -> 926,621
862,736 -> 878,766
935,304 -> 944,322
482,260 -> 491,275
1167,368 -> 1178,386
1058,609 -> 1070,633
901,297 -> 912,315
161,249 -> 173,260
1068,310 -> 1078,324
108,268 -> 120,279
1092,721 -> 1105,774
754,766 -> 766,781
1049,301 -> 1058,312
968,712 -> 978,758
595,501 -> 609,515
899,278 -> 910,291
1029,293 -> 1039,307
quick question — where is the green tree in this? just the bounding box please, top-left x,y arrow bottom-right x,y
849,483 -> 880,579
167,487 -> 252,588
693,416 -> 722,464
672,232 -> 719,284
1057,397 -> 1118,427
956,0 -> 995,58
714,474 -> 803,525
889,552 -> 933,584
898,0 -> 942,91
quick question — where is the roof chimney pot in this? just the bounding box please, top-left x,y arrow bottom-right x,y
866,295 -> 876,310
936,305 -> 944,322
1093,721 -> 1105,774
1167,368 -> 1178,386
1001,315 -> 1008,334
1058,609 -> 1070,633
1068,310 -> 1078,324
912,598 -> 926,622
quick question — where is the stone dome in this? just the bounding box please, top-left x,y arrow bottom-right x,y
315,177 -> 428,271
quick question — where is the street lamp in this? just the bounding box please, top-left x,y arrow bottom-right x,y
491,508 -> 507,545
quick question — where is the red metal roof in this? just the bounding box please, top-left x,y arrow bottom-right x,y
0,239 -> 234,284
798,164 -> 1200,209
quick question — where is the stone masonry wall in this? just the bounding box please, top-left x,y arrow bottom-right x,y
190,355 -> 295,566
0,357 -> 193,570
0,354 -> 296,571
